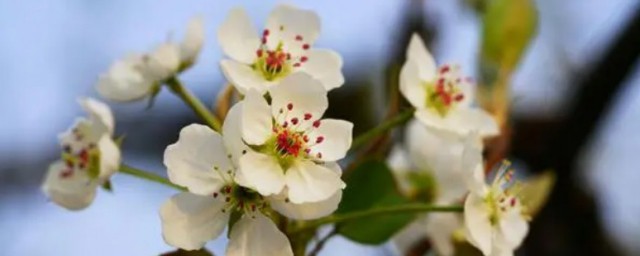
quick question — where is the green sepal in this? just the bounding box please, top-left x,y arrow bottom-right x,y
227,209 -> 243,239
101,180 -> 114,192
146,83 -> 163,110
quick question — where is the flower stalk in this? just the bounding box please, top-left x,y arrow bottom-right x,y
166,77 -> 222,131
350,108 -> 415,151
291,203 -> 462,234
120,164 -> 186,191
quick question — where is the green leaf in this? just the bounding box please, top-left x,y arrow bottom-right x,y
101,180 -> 113,192
227,210 -> 242,238
336,160 -> 417,244
160,249 -> 213,256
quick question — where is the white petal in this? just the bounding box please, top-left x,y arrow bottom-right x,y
414,107 -> 499,137
164,124 -> 233,196
78,97 -> 115,135
96,134 -> 121,181
307,119 -> 352,162
227,212 -> 293,256
236,151 -> 285,196
400,60 -> 426,109
386,145 -> 414,195
96,56 -> 154,102
241,90 -> 273,145
498,209 -> 529,250
406,120 -> 467,201
269,189 -> 342,220
58,118 -> 104,150
41,161 -> 98,211
285,160 -> 344,204
462,133 -> 488,196
269,72 -> 328,127
180,16 -> 205,64
143,43 -> 181,81
298,49 -> 344,91
425,213 -> 461,256
220,59 -> 269,95
217,7 -> 261,64
265,4 -> 320,57
222,102 -> 249,167
407,33 -> 437,81
464,193 -> 493,256
160,192 -> 229,251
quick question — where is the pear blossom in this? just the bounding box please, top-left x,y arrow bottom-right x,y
97,17 -> 204,102
42,98 -> 121,210
388,120 -> 468,255
234,73 -> 351,204
218,4 -> 344,95
161,102 -> 342,253
462,135 -> 529,256
400,33 -> 498,137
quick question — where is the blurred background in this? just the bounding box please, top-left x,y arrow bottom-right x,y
1,0 -> 639,255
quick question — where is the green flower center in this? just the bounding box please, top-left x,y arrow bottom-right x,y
252,29 -> 312,81
215,184 -> 266,214
60,128 -> 101,180
257,103 -> 325,170
424,65 -> 468,117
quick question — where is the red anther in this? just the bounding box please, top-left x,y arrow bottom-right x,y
440,65 -> 450,74
304,148 -> 311,154
300,56 -> 308,62
225,186 -> 232,194
213,192 -> 218,198
303,135 -> 309,143
313,120 -> 321,128
437,78 -> 445,86
316,152 -> 322,159
263,29 -> 270,36
304,113 -> 312,120
454,94 -> 464,102
282,122 -> 288,128
510,198 -> 516,207
455,78 -> 461,83
60,169 -> 73,178
291,118 -> 299,125
262,38 -> 267,44
302,44 -> 310,50
295,35 -> 303,41
256,49 -> 263,57
286,53 -> 291,60
316,136 -> 324,144
287,103 -> 293,110
293,63 -> 301,67
499,197 -> 505,203
442,94 -> 452,106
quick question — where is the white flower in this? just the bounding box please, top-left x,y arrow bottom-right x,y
388,120 -> 468,256
218,4 -> 344,95
161,102 -> 342,253
42,98 -> 121,210
234,73 -> 351,204
462,135 -> 529,256
400,33 -> 498,137
97,17 -> 204,102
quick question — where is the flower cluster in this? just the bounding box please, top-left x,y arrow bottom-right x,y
161,73 -> 351,254
41,3 -> 541,256
391,33 -> 530,256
